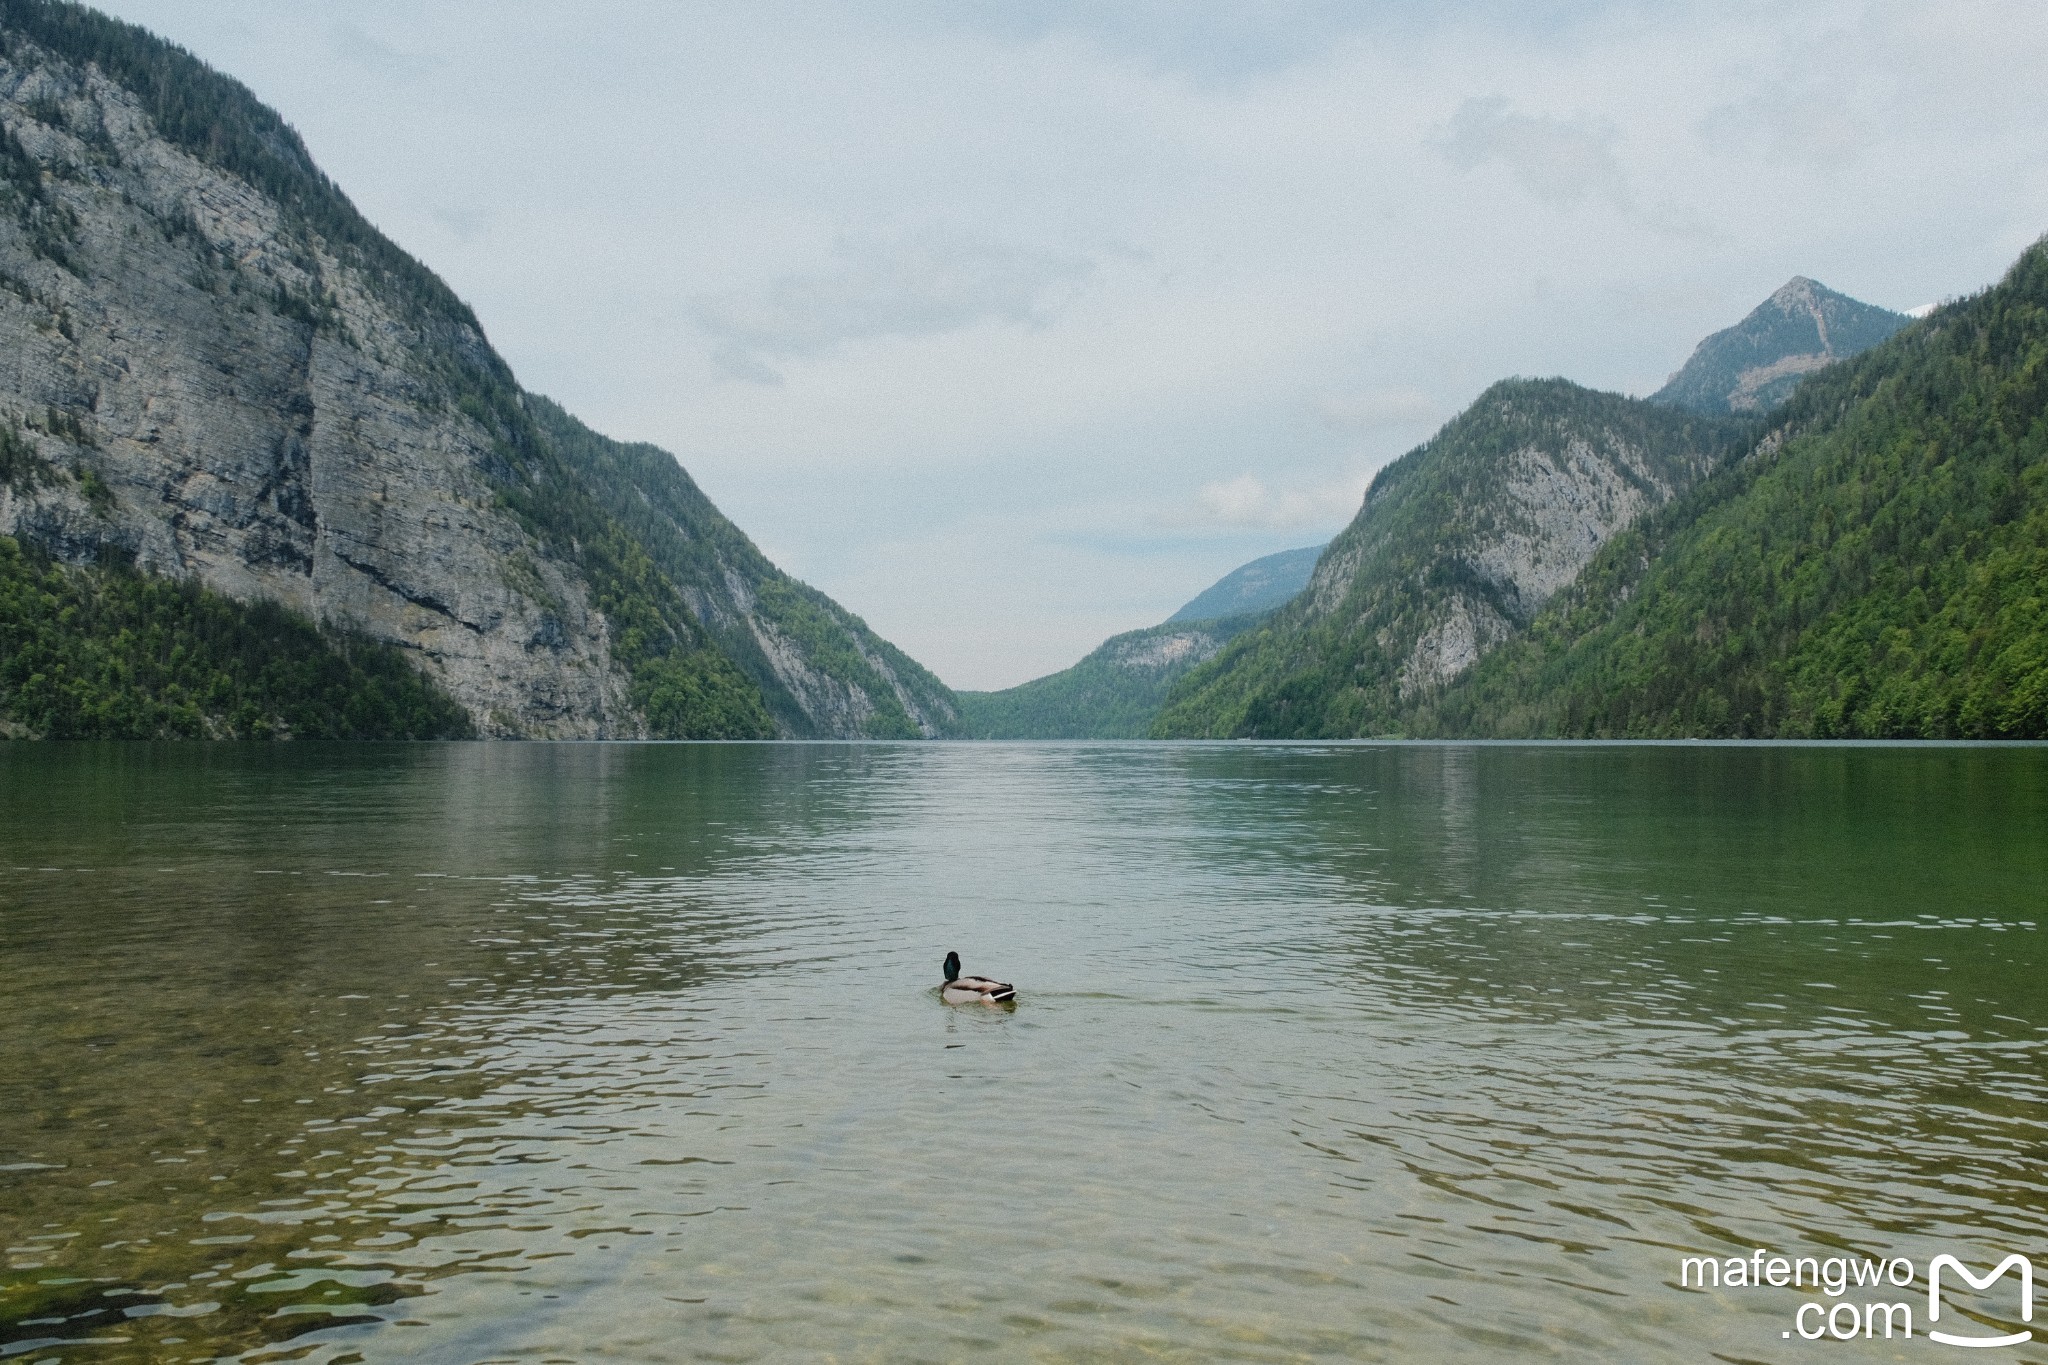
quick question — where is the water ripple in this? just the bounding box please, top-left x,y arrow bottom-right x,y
2,742 -> 2044,1361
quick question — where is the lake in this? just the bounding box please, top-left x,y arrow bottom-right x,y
3,741 -> 2045,1362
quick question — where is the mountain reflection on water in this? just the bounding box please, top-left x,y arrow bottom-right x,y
2,742 -> 2044,1362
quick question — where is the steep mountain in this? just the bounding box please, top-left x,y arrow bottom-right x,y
956,613 -> 1262,739
1650,277 -> 1908,414
0,1 -> 957,739
1166,543 -> 1324,623
1409,239 -> 2048,740
1153,383 -> 1745,737
518,398 -> 956,739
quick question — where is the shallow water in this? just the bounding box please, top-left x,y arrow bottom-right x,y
2,741 -> 2045,1362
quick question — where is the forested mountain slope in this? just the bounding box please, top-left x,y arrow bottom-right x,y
0,0 -> 956,739
1408,239 -> 2048,739
523,399 -> 957,739
1153,384 -> 1745,737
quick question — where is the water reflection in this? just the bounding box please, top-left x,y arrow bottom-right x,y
2,742 -> 2044,1362
2,744 -> 856,1357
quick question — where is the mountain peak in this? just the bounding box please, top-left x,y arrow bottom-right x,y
1651,279 -> 1909,414
1768,276 -> 1822,308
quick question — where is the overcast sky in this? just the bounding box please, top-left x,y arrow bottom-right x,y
92,0 -> 2048,688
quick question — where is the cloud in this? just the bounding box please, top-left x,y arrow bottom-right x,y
1171,472 -> 1368,531
688,230 -> 1097,382
1696,88 -> 1878,168
1315,385 -> 1435,431
905,0 -> 1380,82
430,204 -> 492,242
1438,95 -> 1631,210
328,22 -> 438,82
707,344 -> 786,387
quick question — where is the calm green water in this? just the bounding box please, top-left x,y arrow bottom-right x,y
2,742 -> 2045,1363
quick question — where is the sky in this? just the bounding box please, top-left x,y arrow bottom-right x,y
90,0 -> 2048,689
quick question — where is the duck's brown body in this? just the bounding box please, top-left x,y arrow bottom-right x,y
941,951 -> 1015,1004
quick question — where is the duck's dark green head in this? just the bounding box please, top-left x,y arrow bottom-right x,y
943,951 -> 961,982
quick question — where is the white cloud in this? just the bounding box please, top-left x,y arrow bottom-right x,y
1173,472 -> 1368,532
327,21 -> 438,82
1696,88 -> 1878,169
687,230 -> 1097,382
429,203 -> 491,243
1315,385 -> 1437,431
1438,95 -> 1631,210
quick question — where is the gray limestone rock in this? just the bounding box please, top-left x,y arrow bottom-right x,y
0,56 -> 628,735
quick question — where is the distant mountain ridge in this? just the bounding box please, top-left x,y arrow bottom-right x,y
958,541 -> 1325,739
1650,277 -> 1909,414
1166,543 -> 1324,622
956,614 -> 1264,739
0,1 -> 958,739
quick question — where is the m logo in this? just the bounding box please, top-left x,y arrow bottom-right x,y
1928,1254 -> 2033,1349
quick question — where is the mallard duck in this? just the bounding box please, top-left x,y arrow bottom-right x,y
941,950 -> 1015,1004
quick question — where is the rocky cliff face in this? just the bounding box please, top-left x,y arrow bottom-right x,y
1154,381 -> 1745,737
1650,277 -> 1908,414
0,53 -> 632,736
1100,626 -> 1225,671
1390,431 -> 1685,697
0,9 -> 956,738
